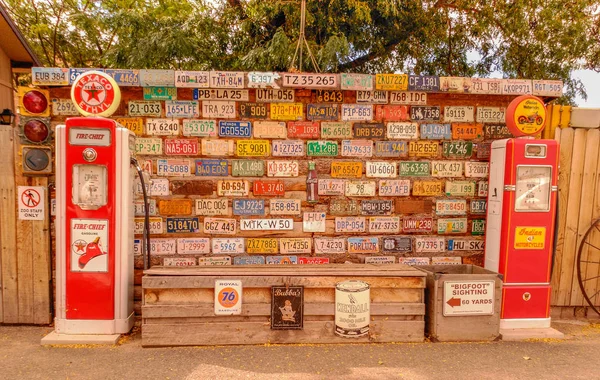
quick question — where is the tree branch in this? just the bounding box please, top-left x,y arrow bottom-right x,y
337,38 -> 401,71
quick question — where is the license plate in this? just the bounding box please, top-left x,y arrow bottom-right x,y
32,67 -> 69,85
340,73 -> 373,90
134,199 -> 157,216
270,103 -> 303,121
398,257 -> 430,265
471,78 -> 503,95
236,140 -> 270,156
399,161 -> 430,176
415,237 -> 445,252
287,121 -> 320,138
158,199 -> 193,215
116,117 -> 144,136
134,217 -> 163,234
412,180 -> 443,196
107,69 -> 140,86
149,238 -> 176,255
199,257 -> 232,266
341,104 -> 373,121
329,199 -> 359,216
477,143 -> 491,159
502,79 -> 532,95
146,119 -> 180,136
436,200 -> 467,215
246,238 -> 279,254
382,237 -> 412,253
139,69 -> 174,86
166,217 -> 200,233
267,160 -> 299,177
269,199 -> 301,215
177,237 -> 210,254
366,161 -> 397,178
218,121 -> 252,137
470,200 -> 487,215
240,219 -> 293,231
386,122 -> 418,139
307,140 -> 338,156
369,217 -> 400,233
165,139 -> 199,155
437,218 -> 468,234
272,140 -> 305,157
231,160 -> 264,177
375,73 -> 408,90
341,140 -> 373,157
247,71 -> 281,88
365,256 -> 396,264
234,256 -> 266,265
345,181 -> 376,196
432,257 -> 461,265
356,90 -> 388,104
484,124 -> 512,139
233,199 -> 265,216
209,71 -> 245,88
321,122 -> 353,138
431,161 -> 463,177
389,91 -> 427,105
440,77 -> 468,93
165,100 -> 200,118
128,101 -> 162,117
156,159 -> 191,177
445,181 -> 476,196
452,123 -> 483,140
379,180 -> 410,196
354,123 -> 385,138
255,89 -> 295,102
403,217 -> 433,233
348,237 -> 380,254
335,217 -> 366,233
476,107 -> 505,123
195,198 -> 229,216
253,180 -> 285,196
471,220 -> 486,235
408,75 -> 440,92
375,105 -> 409,121
444,106 -> 474,122
204,218 -> 237,235
212,238 -> 244,254
280,238 -> 312,254
135,178 -> 169,196
448,239 -> 485,251
202,139 -> 235,156
478,181 -> 488,197
306,104 -> 338,121
217,180 -> 249,196
164,258 -> 197,266
533,80 -> 563,97
411,106 -> 441,121
143,87 -> 176,100
266,256 -> 298,264
202,101 -> 236,118
239,103 -> 268,119
52,98 -> 79,116
443,141 -> 473,158
318,179 -> 345,195
303,212 -> 326,232
408,141 -> 439,157
331,162 -> 363,178
174,70 -> 209,88
69,68 -> 95,84
360,200 -> 394,216
182,119 -> 217,137
195,159 -> 228,176
420,123 -> 451,139
281,73 -> 338,88
253,121 -> 287,138
465,162 -> 489,178
193,89 -> 248,101
314,238 -> 345,254
315,89 -> 344,103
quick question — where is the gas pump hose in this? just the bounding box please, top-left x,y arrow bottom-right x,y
131,157 -> 152,270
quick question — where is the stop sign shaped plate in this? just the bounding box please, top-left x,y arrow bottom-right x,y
214,280 -> 242,315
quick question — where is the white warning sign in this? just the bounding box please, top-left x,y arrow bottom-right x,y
443,280 -> 495,316
71,219 -> 109,273
18,186 -> 45,220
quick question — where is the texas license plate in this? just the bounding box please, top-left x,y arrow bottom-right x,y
366,161 -> 397,178
231,160 -> 264,177
307,140 -> 338,156
209,71 -> 245,88
146,119 -> 180,135
369,217 -> 400,233
269,199 -> 301,215
267,160 -> 299,177
431,161 -> 463,177
331,162 -> 363,178
437,218 -> 468,234
203,218 -> 237,235
314,238 -> 345,254
177,238 -> 210,254
233,199 -> 265,216
280,238 -> 312,254
165,139 -> 199,155
236,140 -> 270,156
239,102 -> 268,119
444,106 -> 474,122
318,179 -> 345,195
347,237 -> 379,253
195,159 -> 228,176
270,103 -> 303,121
272,140 -> 305,157
195,198 -> 229,216
217,180 -> 249,196
156,159 -> 191,177
182,119 -> 217,137
165,100 -> 199,118
246,238 -> 279,254
345,181 -> 376,196
436,200 -> 467,215
212,238 -> 244,254
136,137 -> 162,155
307,104 -> 338,121
379,180 -> 410,196
341,104 -> 373,121
341,140 -> 373,157
335,217 -> 366,233
166,217 -> 200,233
202,101 -> 236,118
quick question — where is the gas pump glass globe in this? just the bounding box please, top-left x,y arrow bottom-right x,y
22,90 -> 48,115
23,119 -> 49,143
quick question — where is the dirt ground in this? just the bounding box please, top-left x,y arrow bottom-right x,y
1,320 -> 600,380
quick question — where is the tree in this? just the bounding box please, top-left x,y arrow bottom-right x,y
5,0 -> 599,102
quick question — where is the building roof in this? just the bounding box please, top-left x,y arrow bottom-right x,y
0,2 -> 41,67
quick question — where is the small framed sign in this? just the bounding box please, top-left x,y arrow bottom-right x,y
271,286 -> 304,330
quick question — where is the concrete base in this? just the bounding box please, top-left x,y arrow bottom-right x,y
500,327 -> 565,341
40,331 -> 121,346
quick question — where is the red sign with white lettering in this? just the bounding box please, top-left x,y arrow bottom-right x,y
253,180 -> 285,196
164,139 -> 199,155
287,121 -> 320,138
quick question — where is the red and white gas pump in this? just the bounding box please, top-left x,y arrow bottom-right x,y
484,95 -> 558,329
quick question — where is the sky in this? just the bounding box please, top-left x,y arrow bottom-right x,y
572,69 -> 600,108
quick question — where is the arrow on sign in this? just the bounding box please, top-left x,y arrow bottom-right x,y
446,297 -> 461,307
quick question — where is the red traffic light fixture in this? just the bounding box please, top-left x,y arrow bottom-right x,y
18,87 -> 50,117
19,117 -> 52,144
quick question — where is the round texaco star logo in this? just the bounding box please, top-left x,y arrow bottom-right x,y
70,70 -> 121,117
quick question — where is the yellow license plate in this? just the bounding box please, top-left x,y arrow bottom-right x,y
412,180 -> 443,196
409,141 -> 439,157
331,162 -> 363,178
116,117 -> 144,136
157,199 -> 193,215
246,238 -> 279,254
375,74 -> 408,91
236,140 -> 270,156
270,103 -> 304,120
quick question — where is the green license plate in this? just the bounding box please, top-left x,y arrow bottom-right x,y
231,160 -> 265,177
472,220 -> 486,235
398,161 -> 430,176
442,141 -> 473,158
307,141 -> 338,156
143,86 -> 177,100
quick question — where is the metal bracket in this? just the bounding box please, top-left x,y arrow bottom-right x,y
504,185 -> 516,192
551,186 -> 558,192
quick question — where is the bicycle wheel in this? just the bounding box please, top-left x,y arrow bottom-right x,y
577,218 -> 600,316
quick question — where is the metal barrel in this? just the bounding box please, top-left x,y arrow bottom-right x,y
334,280 -> 370,338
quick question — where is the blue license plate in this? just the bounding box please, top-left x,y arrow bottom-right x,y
234,256 -> 266,265
105,69 -> 139,86
375,141 -> 408,157
195,159 -> 228,176
218,121 -> 252,137
420,123 -> 451,139
233,199 -> 265,216
166,217 -> 200,233
69,68 -> 97,84
307,104 -> 338,121
408,75 -> 440,92
266,255 -> 298,264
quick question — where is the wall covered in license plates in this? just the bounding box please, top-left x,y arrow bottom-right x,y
44,69 -> 562,269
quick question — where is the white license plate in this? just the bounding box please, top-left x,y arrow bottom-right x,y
470,78 -> 503,95
269,199 -> 301,216
368,217 -> 400,233
279,238 -> 312,254
156,159 -> 191,177
139,69 -> 174,86
195,89 -> 249,101
347,237 -> 379,254
149,238 -> 176,255
240,219 -> 293,231
415,237 -> 445,253
182,119 -> 217,137
314,238 -> 346,254
202,101 -> 236,118
345,181 -> 376,196
51,98 -> 79,115
135,178 -> 169,196
128,101 -> 162,117
255,89 -> 295,102
32,67 -> 69,85
390,91 -> 427,105
478,181 -> 489,197
199,257 -> 232,266
356,90 -> 388,104
476,107 -> 505,123
195,198 -> 229,216
253,121 -> 287,138
303,212 -> 326,233
134,199 -> 157,216
366,161 -> 397,178
174,70 -> 210,88
341,104 -> 373,121
502,79 -> 532,95
281,73 -> 338,88
266,160 -> 299,177
335,217 -> 366,233
146,118 -> 180,136
165,100 -> 200,118
134,217 -> 163,234
437,218 -> 468,234
448,239 -> 485,251
203,218 -> 237,235
217,180 -> 249,196
164,258 -> 197,267
272,140 -> 305,156
444,106 -> 475,122
136,138 -> 163,155
436,200 -> 467,215
177,237 -> 210,254
318,179 -> 345,196
386,122 -> 419,139
209,71 -> 245,88
201,140 -> 235,156
212,238 -> 245,254
465,162 -> 489,178
247,71 -> 280,88
445,181 -> 476,196
378,180 -> 410,196
365,256 -> 395,264
341,140 -> 373,157
533,80 -> 563,97
340,73 -> 373,91
431,161 -> 463,177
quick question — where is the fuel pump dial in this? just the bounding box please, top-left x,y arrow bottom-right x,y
72,164 -> 107,209
514,166 -> 552,212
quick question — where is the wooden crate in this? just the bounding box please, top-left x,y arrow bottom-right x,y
142,264 -> 426,346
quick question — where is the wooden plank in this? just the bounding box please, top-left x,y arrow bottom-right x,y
144,314 -> 422,324
142,320 -> 424,346
32,177 -> 51,324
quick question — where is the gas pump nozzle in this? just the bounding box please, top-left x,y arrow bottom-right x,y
131,157 -> 152,270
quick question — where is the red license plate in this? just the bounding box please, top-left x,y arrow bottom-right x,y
253,180 -> 285,196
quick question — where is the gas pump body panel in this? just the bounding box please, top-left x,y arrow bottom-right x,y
501,285 -> 551,319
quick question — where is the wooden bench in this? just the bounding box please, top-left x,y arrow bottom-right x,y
142,264 -> 426,346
